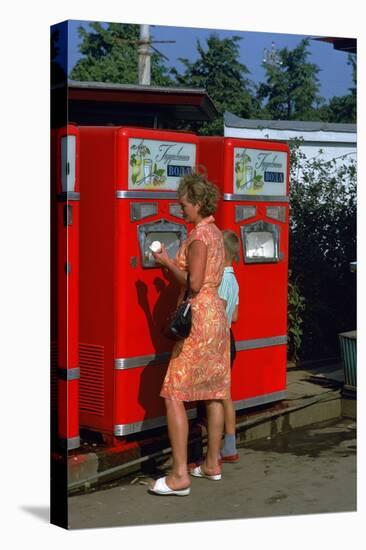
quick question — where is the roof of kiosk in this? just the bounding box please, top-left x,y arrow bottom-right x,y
66,80 -> 218,126
224,112 -> 356,135
311,36 -> 357,54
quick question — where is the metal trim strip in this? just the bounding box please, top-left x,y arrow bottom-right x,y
224,193 -> 289,203
57,192 -> 80,201
58,436 -> 80,450
115,336 -> 287,371
114,408 -> 197,436
234,390 -> 287,411
235,335 -> 287,351
116,190 -> 178,200
115,352 -> 171,370
57,367 -> 80,381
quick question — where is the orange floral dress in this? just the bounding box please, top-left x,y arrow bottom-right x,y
160,216 -> 231,401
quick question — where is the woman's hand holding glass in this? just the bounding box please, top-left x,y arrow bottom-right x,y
152,244 -> 171,268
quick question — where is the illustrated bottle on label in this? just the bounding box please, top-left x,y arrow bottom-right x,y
235,162 -> 244,188
144,158 -> 153,184
245,165 -> 253,189
131,155 -> 143,185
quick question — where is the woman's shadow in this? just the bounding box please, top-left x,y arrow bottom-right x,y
135,270 -> 181,424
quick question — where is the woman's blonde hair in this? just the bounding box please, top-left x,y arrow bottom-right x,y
177,168 -> 220,218
222,230 -> 240,262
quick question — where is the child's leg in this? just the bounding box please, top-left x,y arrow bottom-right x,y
221,398 -> 238,459
221,329 -> 239,459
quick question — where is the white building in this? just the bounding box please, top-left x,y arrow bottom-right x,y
224,112 -> 357,172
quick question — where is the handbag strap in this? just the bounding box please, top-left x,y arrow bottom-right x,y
183,274 -> 191,301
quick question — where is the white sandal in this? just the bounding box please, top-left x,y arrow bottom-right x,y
149,476 -> 191,496
190,465 -> 222,481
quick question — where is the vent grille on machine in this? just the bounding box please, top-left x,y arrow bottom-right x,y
79,343 -> 105,416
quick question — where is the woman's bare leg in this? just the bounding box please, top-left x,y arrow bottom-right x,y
163,398 -> 191,489
204,399 -> 224,473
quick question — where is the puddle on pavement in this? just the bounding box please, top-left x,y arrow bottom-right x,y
239,418 -> 356,458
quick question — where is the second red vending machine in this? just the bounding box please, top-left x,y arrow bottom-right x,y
200,137 -> 290,410
78,126 -> 198,440
53,124 -> 81,450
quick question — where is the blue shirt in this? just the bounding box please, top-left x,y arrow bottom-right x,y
218,267 -> 239,327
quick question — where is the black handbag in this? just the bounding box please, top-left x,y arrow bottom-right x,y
165,275 -> 192,341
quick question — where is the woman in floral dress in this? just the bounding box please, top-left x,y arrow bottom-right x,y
150,173 -> 230,496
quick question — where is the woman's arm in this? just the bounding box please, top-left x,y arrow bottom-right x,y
188,240 -> 207,294
232,304 -> 239,323
153,239 -> 207,293
153,246 -> 188,286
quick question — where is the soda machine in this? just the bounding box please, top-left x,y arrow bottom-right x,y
200,137 -> 290,410
54,124 -> 81,450
77,126 -> 199,439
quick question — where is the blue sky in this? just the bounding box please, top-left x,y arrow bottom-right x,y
62,20 -> 354,101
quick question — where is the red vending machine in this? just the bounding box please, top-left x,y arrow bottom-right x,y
200,137 -> 290,410
55,124 -> 80,450
78,126 -> 198,439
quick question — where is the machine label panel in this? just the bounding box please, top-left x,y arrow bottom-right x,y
129,139 -> 196,190
167,164 -> 192,178
264,171 -> 284,183
233,147 -> 287,196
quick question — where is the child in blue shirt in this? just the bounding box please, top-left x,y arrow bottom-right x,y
188,229 -> 240,468
218,230 -> 240,462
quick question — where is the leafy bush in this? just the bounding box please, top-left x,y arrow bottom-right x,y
287,270 -> 306,362
288,139 -> 356,360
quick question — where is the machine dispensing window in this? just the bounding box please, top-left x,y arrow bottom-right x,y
240,221 -> 280,264
61,135 -> 76,193
138,219 -> 187,268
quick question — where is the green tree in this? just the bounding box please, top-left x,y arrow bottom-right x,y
172,33 -> 258,135
70,22 -> 173,86
258,39 -> 324,120
51,27 -> 68,128
318,54 -> 356,123
289,139 -> 356,359
51,28 -> 67,86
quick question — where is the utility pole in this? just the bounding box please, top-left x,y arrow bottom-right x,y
116,24 -> 175,86
138,25 -> 151,85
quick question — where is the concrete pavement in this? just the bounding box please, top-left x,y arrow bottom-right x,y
67,416 -> 356,529
67,361 -> 355,493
